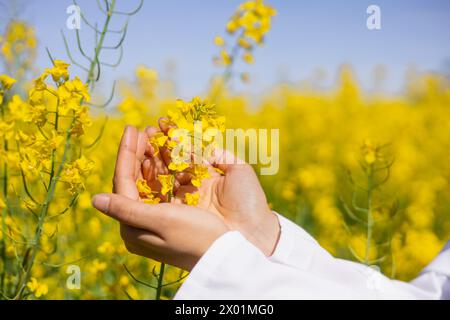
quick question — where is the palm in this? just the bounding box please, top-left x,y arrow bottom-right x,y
142,123 -> 271,228
139,125 -> 279,256
195,164 -> 270,231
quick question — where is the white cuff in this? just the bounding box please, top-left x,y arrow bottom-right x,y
174,231 -> 252,299
269,213 -> 327,270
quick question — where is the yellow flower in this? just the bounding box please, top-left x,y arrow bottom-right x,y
167,110 -> 194,132
213,167 -> 225,175
29,103 -> 47,126
48,131 -> 65,150
8,94 -> 32,122
226,20 -> 239,33
71,106 -> 92,136
15,130 -> 35,146
74,156 -> 94,173
33,73 -> 48,91
185,192 -> 200,206
149,132 -> 168,155
137,178 -> 152,196
91,259 -> 107,273
136,179 -> 161,204
238,37 -> 252,49
168,161 -> 190,172
143,196 -> 161,205
126,286 -> 140,300
239,10 -> 258,30
89,217 -> 101,236
0,121 -> 14,139
60,156 -> 93,194
191,165 -> 211,187
97,241 -> 116,255
220,50 -> 232,66
64,76 -> 90,101
365,151 -> 376,164
119,275 -> 130,287
135,65 -> 158,82
176,99 -> 193,114
27,277 -> 48,298
361,140 -> 383,165
243,52 -> 254,64
158,174 -> 173,196
0,74 -> 16,89
46,60 -> 70,82
6,244 -> 15,257
214,36 -> 225,46
217,0 -> 276,67
0,196 -> 5,210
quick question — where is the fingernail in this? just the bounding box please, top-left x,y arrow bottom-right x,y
122,125 -> 136,148
92,194 -> 111,213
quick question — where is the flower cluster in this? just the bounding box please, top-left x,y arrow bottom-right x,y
0,60 -> 92,183
213,0 -> 276,70
137,96 -> 226,206
0,74 -> 16,105
61,156 -> 95,194
26,277 -> 48,298
0,61 -> 94,299
0,20 -> 37,78
361,140 -> 385,165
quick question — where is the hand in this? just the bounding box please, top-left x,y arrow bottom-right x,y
200,151 -> 281,256
144,120 -> 281,256
92,126 -> 229,271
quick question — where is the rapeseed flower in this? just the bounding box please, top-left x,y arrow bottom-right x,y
27,278 -> 48,298
185,192 -> 200,206
158,174 -> 174,196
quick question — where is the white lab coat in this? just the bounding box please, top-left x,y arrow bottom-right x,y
175,214 -> 449,299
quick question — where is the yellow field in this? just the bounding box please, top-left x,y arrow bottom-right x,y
0,1 -> 449,299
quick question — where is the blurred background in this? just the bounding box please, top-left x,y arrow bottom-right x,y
0,0 -> 449,299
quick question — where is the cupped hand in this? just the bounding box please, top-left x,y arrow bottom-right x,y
144,120 -> 280,256
92,125 -> 229,271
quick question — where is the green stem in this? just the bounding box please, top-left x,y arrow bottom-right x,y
14,108 -> 66,299
0,101 -> 8,294
155,176 -> 176,300
155,263 -> 165,300
86,0 -> 116,89
210,31 -> 243,102
14,0 -> 117,299
365,167 -> 374,265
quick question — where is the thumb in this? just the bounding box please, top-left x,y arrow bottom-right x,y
207,148 -> 251,173
92,193 -> 168,232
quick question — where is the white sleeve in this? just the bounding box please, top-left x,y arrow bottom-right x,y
270,213 -> 450,300
174,229 -> 425,300
174,231 -> 371,299
268,213 -> 330,269
175,213 -> 448,299
409,241 -> 450,299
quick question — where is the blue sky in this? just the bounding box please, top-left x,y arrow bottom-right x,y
2,0 -> 450,98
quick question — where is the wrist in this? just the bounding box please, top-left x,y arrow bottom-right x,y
240,209 -> 281,256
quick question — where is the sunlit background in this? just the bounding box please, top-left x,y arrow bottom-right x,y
0,0 -> 449,300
